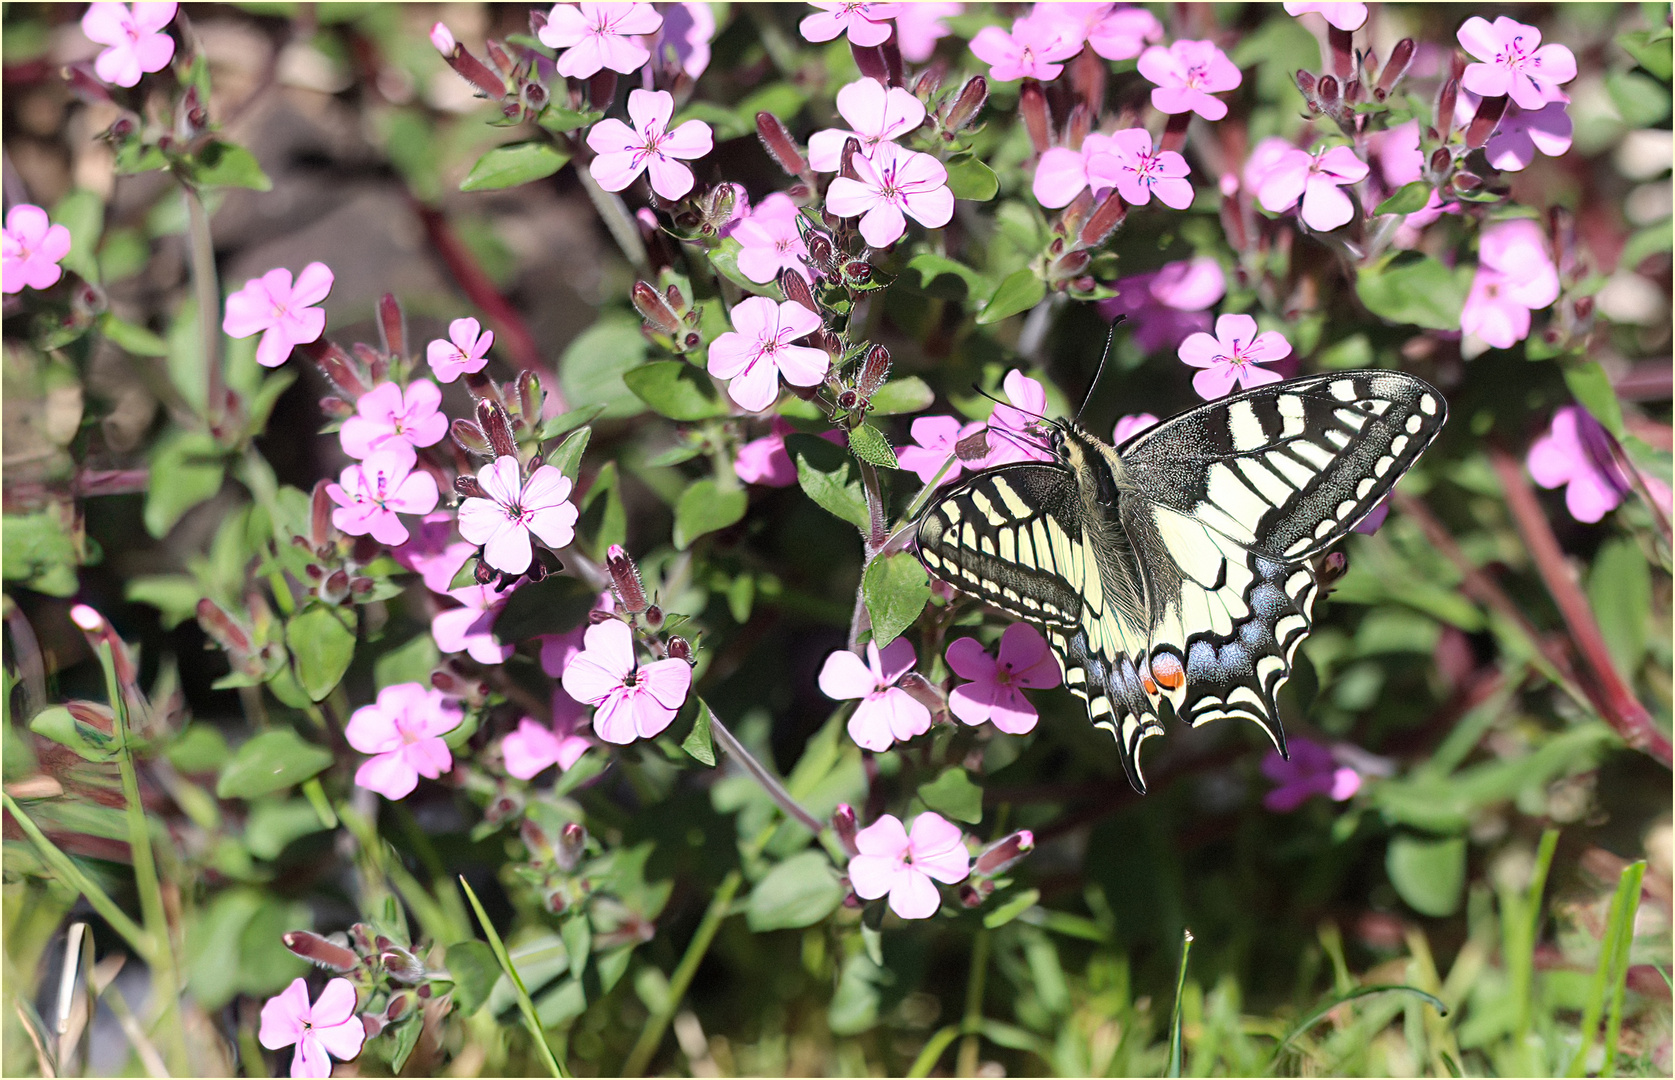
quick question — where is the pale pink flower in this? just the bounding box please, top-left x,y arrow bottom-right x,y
1031,132 -> 1119,209
1255,145 -> 1369,232
538,591 -> 618,677
847,812 -> 970,918
799,2 -> 900,47
81,2 -> 176,88
326,446 -> 440,546
1,205 -> 72,294
894,1 -> 961,62
1178,313 -> 1290,399
1372,118 -> 1424,189
1457,15 -> 1577,111
897,415 -> 986,485
427,317 -> 494,383
587,89 -> 713,200
646,1 -> 714,78
540,1 -> 662,77
807,77 -> 928,172
1527,406 -> 1635,524
338,380 -> 448,460
1460,269 -> 1535,349
946,623 -> 1062,734
259,977 -> 365,1078
735,416 -> 799,486
222,262 -> 334,369
732,193 -> 812,285
345,682 -> 463,799
706,296 -> 829,412
502,715 -> 590,779
1261,738 -> 1360,812
969,12 -> 1084,82
1460,219 -> 1558,349
982,370 -> 1055,466
1104,127 -> 1194,209
1138,40 -> 1242,122
1484,102 -> 1573,172
457,456 -> 579,576
1281,2 -> 1367,32
1241,136 -> 1298,194
1087,6 -> 1164,61
561,619 -> 692,744
434,573 -> 521,664
1096,256 -> 1225,352
430,21 -> 455,53
819,638 -> 931,752
392,513 -> 475,594
825,140 -> 954,248
1112,412 -> 1158,444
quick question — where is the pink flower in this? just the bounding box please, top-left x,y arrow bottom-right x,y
1484,102 -> 1573,172
1138,40 -> 1242,122
1031,133 -> 1119,210
799,2 -> 900,48
222,262 -> 334,369
345,682 -> 463,799
326,447 -> 440,546
897,415 -> 986,485
1087,6 -> 1164,61
1527,406 -> 1634,524
81,2 -> 176,88
982,370 -> 1055,467
587,89 -> 713,200
1105,127 -> 1194,209
339,380 -> 448,460
946,623 -> 1062,734
503,715 -> 590,779
969,12 -> 1084,82
706,296 -> 829,412
735,417 -> 799,486
847,812 -> 970,919
826,141 -> 955,248
1281,2 -> 1367,32
732,193 -> 812,285
1371,118 -> 1425,189
1461,218 -> 1560,348
392,513 -> 474,594
1255,145 -> 1369,232
894,1 -> 961,62
1096,256 -> 1225,352
539,591 -> 618,676
1178,313 -> 1291,399
434,574 -> 521,664
1352,499 -> 1390,535
259,977 -> 365,1079
807,77 -> 927,172
1112,412 -> 1158,444
1,205 -> 72,294
561,619 -> 692,744
1457,15 -> 1577,112
1261,737 -> 1360,812
539,1 -> 662,78
647,1 -> 714,78
1242,136 -> 1298,194
430,21 -> 455,53
457,456 -> 579,575
427,317 -> 494,383
1460,269 -> 1535,348
819,638 -> 932,751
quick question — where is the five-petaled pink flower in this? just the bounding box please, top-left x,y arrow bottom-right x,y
1178,313 -> 1291,400
346,682 -> 463,799
1113,412 -> 1159,444
1138,40 -> 1242,122
732,193 -> 813,285
457,456 -> 579,575
1106,128 -> 1195,210
808,77 -> 927,172
1261,737 -> 1360,812
969,12 -> 1083,82
800,2 -> 900,47
259,977 -> 365,1079
1096,256 -> 1225,353
1457,15 -> 1577,112
1527,406 -> 1636,524
539,1 -> 662,77
897,415 -> 986,485
502,715 -> 590,779
427,317 -> 494,383
707,296 -> 829,412
983,369 -> 1055,466
1281,2 -> 1367,32
1460,218 -> 1560,349
894,1 -> 961,62
434,575 -> 521,664
1255,145 -> 1369,232
1,205 -> 72,295
819,638 -> 931,751
587,89 -> 713,201
1032,133 -> 1119,210
81,2 -> 177,88
847,812 -> 971,919
1086,5 -> 1164,61
1484,101 -> 1573,172
647,1 -> 714,78
826,140 -> 954,249
326,446 -> 440,546
222,262 -> 334,369
946,623 -> 1062,734
339,381 -> 448,460
561,619 -> 692,744
392,513 -> 474,594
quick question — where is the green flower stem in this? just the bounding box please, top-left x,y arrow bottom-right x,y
955,926 -> 991,1077
621,868 -> 743,1078
1,793 -> 152,960
706,711 -> 825,836
1567,858 -> 1646,1076
458,877 -> 569,1078
1508,827 -> 1559,1064
1168,929 -> 1194,1078
182,186 -> 222,425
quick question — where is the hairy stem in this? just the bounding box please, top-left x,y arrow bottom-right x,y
707,711 -> 826,835
621,869 -> 743,1077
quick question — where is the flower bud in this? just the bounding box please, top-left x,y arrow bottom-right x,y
1375,38 -> 1414,100
430,21 -> 455,53
350,924 -> 376,959
377,293 -> 405,358
801,223 -> 836,274
361,1014 -> 386,1039
352,341 -> 388,384
588,608 -> 617,625
65,700 -> 115,735
857,343 -> 891,399
842,260 -> 874,286
588,69 -> 617,111
485,791 -> 522,823
1429,147 -> 1452,176
667,635 -> 693,663
439,36 -> 508,98
455,474 -> 488,500
1295,69 -> 1316,99
282,930 -> 361,972
310,341 -> 369,398
308,479 -> 335,550
484,39 -> 514,77
944,76 -> 988,132
521,79 -> 549,112
1464,94 -> 1507,149
832,804 -> 859,855
840,137 -> 863,182
838,389 -> 859,409
474,559 -> 497,585
1065,102 -> 1092,151
385,993 -> 412,1022
304,563 -> 325,581
959,884 -> 984,908
1315,74 -> 1340,112
778,268 -> 820,315
1019,79 -> 1051,154
1079,191 -> 1128,248
1343,78 -> 1362,106
1450,170 -> 1481,192
416,983 -> 433,999
351,577 -> 374,596
1574,295 -> 1593,320
477,400 -> 519,459
557,822 -> 587,872
196,599 -> 251,653
381,945 -> 426,984
850,39 -> 888,83
913,63 -> 945,99
606,544 -> 649,613
975,830 -> 1035,875
451,418 -> 492,458
320,395 -> 353,420
1436,78 -> 1459,137
755,112 -> 808,176
322,569 -> 351,604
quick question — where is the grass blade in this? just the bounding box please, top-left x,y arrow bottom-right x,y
2,793 -> 152,959
1267,984 -> 1448,1069
1168,929 -> 1193,1078
906,1025 -> 962,1078
1568,859 -> 1646,1076
458,876 -> 569,1078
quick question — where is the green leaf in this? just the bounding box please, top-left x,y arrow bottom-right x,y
906,251 -> 987,300
145,431 -> 226,538
1373,180 -> 1433,218
459,142 -> 571,192
537,104 -> 604,133
50,189 -> 104,283
673,479 -> 748,549
868,376 -> 935,416
445,940 -> 501,1016
29,706 -> 117,762
1563,360 -> 1626,439
99,314 -> 169,356
494,574 -> 601,641
2,510 -> 81,597
978,268 -> 1047,325
536,403 -> 607,442
862,553 -> 930,648
547,425 -> 591,483
285,606 -> 356,701
374,633 -> 441,691
1589,538 -> 1651,673
917,766 -> 983,825
681,699 -> 716,767
945,154 -> 999,201
1355,255 -> 1469,331
386,1016 -> 423,1073
623,360 -> 728,421
216,729 -> 335,800
166,725 -> 230,774
983,888 -> 1041,930
1621,221 -> 1674,270
244,798 -> 329,860
1268,985 -> 1449,1066
1386,832 -> 1466,917
559,317 -> 649,419
1606,70 -> 1672,127
458,878 -> 567,1077
745,850 -> 843,931
847,423 -> 899,469
192,141 -> 273,191
787,433 -> 869,531
1617,28 -> 1673,81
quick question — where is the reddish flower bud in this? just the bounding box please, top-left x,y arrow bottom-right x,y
1019,79 -> 1051,154
361,1014 -> 385,1039
557,822 -> 587,872
474,559 -> 496,585
1053,249 -> 1091,279
802,227 -> 836,274
842,260 -> 873,285
667,635 -> 693,663
1329,24 -> 1353,80
913,63 -> 945,99
1429,147 -> 1453,175
959,884 -> 984,907
350,924 -> 376,959
304,563 -> 325,581
756,112 -> 808,176
515,371 -> 543,431
644,605 -> 664,629
588,608 -> 617,625
311,341 -> 368,398
1436,78 -> 1459,137
851,39 -> 888,83
351,577 -> 374,596
1343,78 -> 1362,106
1295,69 -> 1317,98
1451,170 -> 1481,192
381,945 -> 426,984
451,419 -> 492,458
522,79 -> 549,112
377,293 -> 405,358
322,569 -> 351,604
840,136 -> 863,181
1316,74 -> 1340,112
588,69 -> 617,111
319,395 -> 353,420
832,804 -> 859,855
858,343 -> 891,399
778,268 -> 820,315
454,475 -> 488,499
1069,46 -> 1106,116
283,930 -> 361,973
974,830 -> 1035,875
65,700 -> 115,736
385,993 -> 412,1022
485,791 -> 522,823
520,817 -> 552,857
196,599 -> 251,653
1464,94 -> 1507,149
606,544 -> 649,613
1079,191 -> 1128,248
1574,295 -> 1593,320
1375,39 -> 1414,100
477,400 -> 519,459
944,76 -> 988,132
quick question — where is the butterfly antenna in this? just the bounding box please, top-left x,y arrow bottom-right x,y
968,383 -> 1052,426
1075,315 -> 1125,426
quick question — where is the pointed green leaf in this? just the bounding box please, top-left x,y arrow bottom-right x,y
787,433 -> 869,531
745,851 -> 843,931
460,142 -> 571,192
1373,180 -> 1433,218
847,423 -> 899,469
917,766 -> 983,824
978,268 -> 1046,325
862,553 -> 929,648
673,478 -> 748,549
285,605 -> 356,701
945,154 -> 999,202
623,360 -> 729,421
216,729 -> 334,800
682,699 -> 716,767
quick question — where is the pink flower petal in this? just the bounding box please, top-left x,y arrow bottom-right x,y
258,979 -> 311,1049
819,649 -> 876,700
886,868 -> 941,918
356,750 -> 420,799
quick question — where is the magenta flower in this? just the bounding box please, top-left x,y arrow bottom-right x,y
799,2 -> 900,47
222,262 -> 334,369
339,380 -> 448,460
983,370 -> 1055,467
1484,102 -> 1573,172
392,513 -> 474,594
1457,15 -> 1577,112
732,193 -> 812,285
1178,313 -> 1290,400
259,977 -> 365,1079
808,77 -> 927,173
1112,412 -> 1159,444
561,619 -> 692,744
897,415 -> 986,485
1281,2 -> 1367,31
847,812 -> 970,919
894,1 -> 961,62
81,2 -> 176,88
1138,40 -> 1242,122
539,1 -> 661,77
434,575 -> 520,665
346,682 -> 463,799
969,12 -> 1084,82
1372,118 -> 1424,189
1031,133 -> 1118,210
1105,128 -> 1195,210
1,205 -> 72,295
326,447 -> 440,546
946,623 -> 1062,734
1255,145 -> 1369,232
1261,738 -> 1360,812
503,715 -> 590,779
735,417 -> 799,486
539,591 -> 618,677
587,89 -> 713,201
707,296 -> 829,413
826,141 -> 955,248
1527,406 -> 1635,524
820,638 -> 931,752
457,456 -> 579,576
427,317 -> 494,383
1460,218 -> 1560,348
1096,256 -> 1225,353
1352,499 -> 1390,535
647,1 -> 715,78
1087,6 -> 1164,61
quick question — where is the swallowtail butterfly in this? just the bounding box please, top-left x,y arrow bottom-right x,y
914,370 -> 1447,793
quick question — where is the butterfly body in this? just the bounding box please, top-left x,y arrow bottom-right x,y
915,370 -> 1447,793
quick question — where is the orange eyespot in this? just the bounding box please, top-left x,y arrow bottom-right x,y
1150,653 -> 1185,690
1142,678 -> 1158,695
